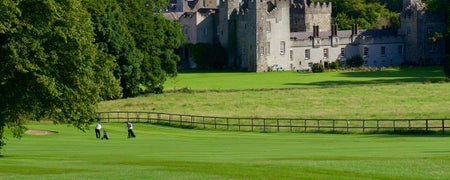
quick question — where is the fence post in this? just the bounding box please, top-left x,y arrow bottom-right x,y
214,117 -> 217,129
117,112 -> 120,123
290,119 -> 292,132
363,120 -> 365,133
304,120 -> 307,132
408,120 -> 411,130
442,119 -> 445,133
346,120 -> 349,132
203,116 -> 205,128
393,120 -> 395,132
238,118 -> 241,131
227,118 -> 229,130
157,113 -> 161,123
277,119 -> 280,132
376,120 -> 379,132
108,112 -> 110,122
426,119 -> 429,132
191,116 -> 194,127
127,112 -> 130,122
251,118 -> 254,132
263,119 -> 266,132
317,120 -> 320,131
332,120 -> 335,133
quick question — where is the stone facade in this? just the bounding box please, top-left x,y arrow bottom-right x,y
164,0 -> 446,72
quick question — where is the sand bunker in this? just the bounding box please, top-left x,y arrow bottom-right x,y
25,130 -> 58,136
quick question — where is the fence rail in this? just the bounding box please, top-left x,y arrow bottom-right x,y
97,111 -> 450,133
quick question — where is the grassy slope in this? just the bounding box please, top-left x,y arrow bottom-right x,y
2,123 -> 450,179
3,67 -> 450,179
165,67 -> 445,90
99,67 -> 450,119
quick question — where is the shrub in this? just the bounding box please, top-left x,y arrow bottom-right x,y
186,43 -> 227,69
328,60 -> 341,69
346,56 -> 364,68
312,63 -> 324,73
444,55 -> 450,78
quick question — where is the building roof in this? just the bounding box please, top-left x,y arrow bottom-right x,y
290,29 -> 399,40
162,12 -> 184,21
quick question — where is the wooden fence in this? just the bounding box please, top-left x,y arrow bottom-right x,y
97,111 -> 450,133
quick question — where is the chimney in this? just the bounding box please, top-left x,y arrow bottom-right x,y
331,23 -> 338,36
352,24 -> 358,36
313,25 -> 319,37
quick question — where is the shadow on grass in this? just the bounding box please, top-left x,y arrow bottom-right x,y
284,77 -> 446,87
285,67 -> 447,87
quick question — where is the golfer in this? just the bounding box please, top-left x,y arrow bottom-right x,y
127,121 -> 136,138
95,123 -> 102,139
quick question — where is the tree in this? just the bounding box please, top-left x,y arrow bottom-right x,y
426,0 -> 450,77
0,0 -> 121,152
186,43 -> 228,69
83,0 -> 143,97
315,0 -> 400,30
118,0 -> 185,94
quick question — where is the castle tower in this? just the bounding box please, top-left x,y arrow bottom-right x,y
236,0 -> 291,72
290,1 -> 331,32
399,0 -> 445,65
218,0 -> 240,67
176,0 -> 217,12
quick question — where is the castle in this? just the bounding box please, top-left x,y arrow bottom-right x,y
163,0 -> 446,72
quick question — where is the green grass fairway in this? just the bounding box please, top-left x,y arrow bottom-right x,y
100,67 -> 450,119
2,123 -> 450,179
165,67 -> 445,91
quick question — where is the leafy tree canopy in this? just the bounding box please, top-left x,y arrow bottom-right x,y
0,0 -> 121,152
425,0 -> 449,77
312,0 -> 400,30
121,0 -> 184,93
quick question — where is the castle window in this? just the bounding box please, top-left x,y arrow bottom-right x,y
308,62 -> 313,67
305,49 -> 310,60
381,46 -> 386,57
203,28 -> 207,35
267,21 -> 271,32
290,50 -> 293,61
280,41 -> 285,55
260,47 -> 264,55
363,47 -> 369,57
398,45 -> 403,55
323,48 -> 329,59
266,42 -> 270,56
340,48 -> 345,57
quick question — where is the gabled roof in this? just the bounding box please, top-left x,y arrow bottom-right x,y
162,12 -> 184,21
290,29 -> 399,40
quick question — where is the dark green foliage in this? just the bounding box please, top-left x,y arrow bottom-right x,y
315,0 -> 400,30
444,55 -> 450,78
346,56 -> 364,68
426,0 -> 450,68
0,0 -> 121,152
83,0 -> 142,97
186,43 -> 228,69
328,60 -> 341,70
312,63 -> 325,73
118,0 -> 184,94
